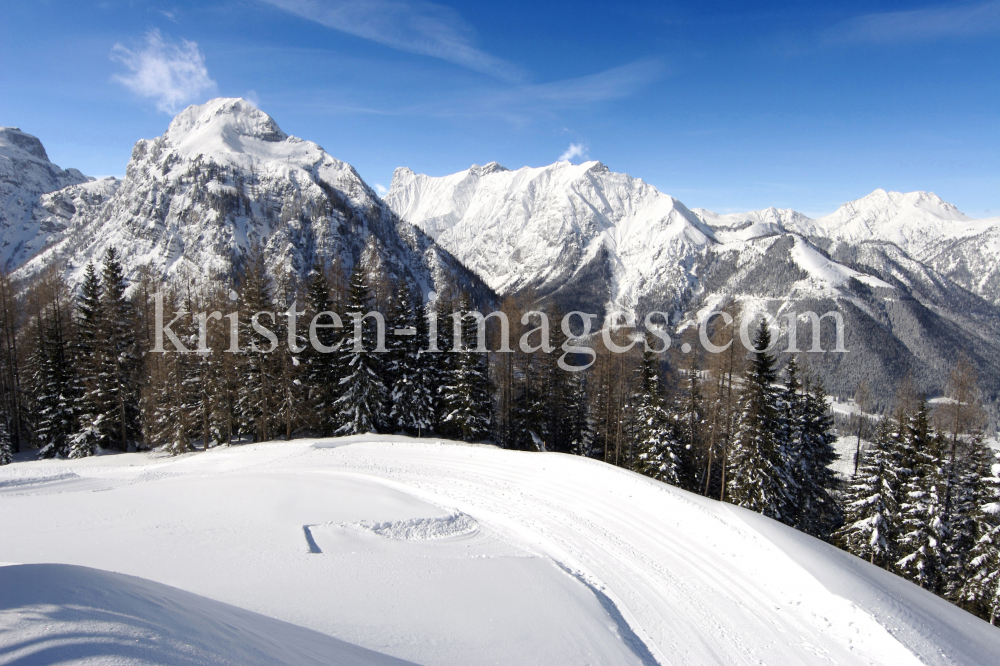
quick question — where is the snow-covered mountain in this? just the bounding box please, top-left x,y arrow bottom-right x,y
387,160 -> 716,315
703,189 -> 1000,305
0,127 -> 90,270
13,99 -> 490,302
387,164 -> 1000,410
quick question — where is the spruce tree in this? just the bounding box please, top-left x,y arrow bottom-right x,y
566,370 -> 596,457
235,249 -> 278,442
675,352 -> 705,491
440,294 -> 492,442
794,378 -> 842,538
726,320 -> 790,520
896,400 -> 947,591
0,419 -> 11,465
839,418 -> 900,566
74,262 -> 105,454
389,287 -> 434,435
34,295 -> 79,459
98,247 -> 142,451
634,336 -> 683,484
302,264 -> 343,435
430,294 -> 457,438
334,261 -> 388,434
957,436 -> 1000,620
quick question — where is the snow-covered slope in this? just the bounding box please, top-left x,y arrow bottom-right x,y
13,99 -> 490,301
387,160 -> 716,314
1,436 -> 997,665
0,127 -> 90,270
0,563 -> 415,665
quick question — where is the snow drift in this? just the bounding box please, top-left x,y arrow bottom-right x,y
0,563 -> 416,665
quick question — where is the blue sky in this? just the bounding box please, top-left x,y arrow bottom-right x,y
2,0 -> 997,217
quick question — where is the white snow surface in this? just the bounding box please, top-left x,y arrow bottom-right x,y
1,435 -> 997,665
0,563 -> 416,665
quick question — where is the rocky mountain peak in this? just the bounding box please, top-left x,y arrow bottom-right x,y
0,127 -> 50,161
164,98 -> 289,158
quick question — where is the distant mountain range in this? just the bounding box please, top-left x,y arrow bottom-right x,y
3,98 -> 1000,417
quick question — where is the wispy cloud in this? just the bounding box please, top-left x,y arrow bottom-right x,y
826,0 -> 1000,44
559,143 -> 588,162
410,59 -> 664,121
260,0 -> 524,82
374,183 -> 388,196
111,29 -> 217,113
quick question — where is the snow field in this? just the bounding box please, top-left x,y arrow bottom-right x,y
1,435 -> 998,665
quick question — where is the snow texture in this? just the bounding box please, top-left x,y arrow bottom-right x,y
0,563 -> 417,665
2,435 -> 998,665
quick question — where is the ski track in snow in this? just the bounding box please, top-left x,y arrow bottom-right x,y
1,436 -> 998,665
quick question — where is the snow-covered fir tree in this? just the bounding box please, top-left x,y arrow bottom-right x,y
32,283 -> 79,459
839,418 -> 901,565
793,378 -> 842,538
236,248 -> 279,442
96,247 -> 142,451
72,262 -> 105,456
0,419 -> 12,465
726,320 -> 790,521
388,287 -> 434,436
440,294 -> 492,442
302,263 -> 344,436
958,435 -> 1000,620
896,400 -> 948,591
566,370 -> 596,457
634,335 -> 683,484
675,351 -> 705,492
335,261 -> 388,434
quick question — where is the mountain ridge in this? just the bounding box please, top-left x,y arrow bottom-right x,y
10,98 -> 493,305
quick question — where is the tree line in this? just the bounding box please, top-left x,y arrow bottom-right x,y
0,241 -> 995,624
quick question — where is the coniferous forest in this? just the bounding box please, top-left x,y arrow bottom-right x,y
0,241 -> 997,625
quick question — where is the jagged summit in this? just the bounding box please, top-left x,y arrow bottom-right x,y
470,161 -> 508,176
0,127 -> 52,162
0,127 -> 90,269
386,159 -> 714,311
165,98 -> 287,145
13,99 -> 491,304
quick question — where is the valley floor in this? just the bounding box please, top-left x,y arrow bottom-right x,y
1,436 -> 998,665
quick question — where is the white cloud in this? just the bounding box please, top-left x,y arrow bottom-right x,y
111,29 -> 217,114
827,1 -> 1000,44
374,183 -> 388,196
558,143 -> 588,162
260,0 -> 524,82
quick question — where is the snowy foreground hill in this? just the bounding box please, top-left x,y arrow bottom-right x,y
2,437 -> 998,665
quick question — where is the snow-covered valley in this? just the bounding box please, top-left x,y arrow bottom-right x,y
2,436 -> 997,665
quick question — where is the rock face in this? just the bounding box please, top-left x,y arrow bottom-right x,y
14,98 -> 491,303
386,160 -> 716,317
387,164 -> 1000,413
0,127 -> 91,270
